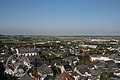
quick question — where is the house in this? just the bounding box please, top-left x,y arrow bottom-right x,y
55,76 -> 66,80
39,61 -> 51,67
44,75 -> 54,80
76,65 -> 91,76
89,68 -> 101,77
105,60 -> 118,71
89,69 -> 101,80
37,64 -> 53,79
109,77 -> 120,80
30,61 -> 42,67
79,45 -> 97,48
70,71 -> 80,80
59,71 -> 73,80
50,60 -> 62,66
16,48 -> 38,56
86,64 -> 94,69
95,61 -> 106,69
20,74 -> 33,80
65,56 -> 78,64
2,49 -> 13,55
29,55 -> 42,61
116,63 -> 120,68
63,64 -> 73,72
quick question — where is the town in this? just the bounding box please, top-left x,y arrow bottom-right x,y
0,35 -> 120,80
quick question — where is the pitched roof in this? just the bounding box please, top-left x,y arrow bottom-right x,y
95,61 -> 106,68
89,69 -> 101,76
77,65 -> 90,74
59,71 -> 73,80
105,60 -> 118,69
21,74 -> 33,80
63,64 -> 72,72
50,60 -> 62,66
65,56 -> 78,61
44,75 -> 54,80
30,61 -> 42,67
18,48 -> 36,53
55,76 -> 66,80
37,64 -> 53,74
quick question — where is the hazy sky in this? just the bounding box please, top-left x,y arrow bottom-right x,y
0,0 -> 120,35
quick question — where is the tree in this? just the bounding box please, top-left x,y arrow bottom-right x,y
91,60 -> 97,64
31,67 -> 39,78
100,71 -> 114,80
50,53 -> 56,60
62,52 -> 70,58
51,66 -> 61,77
107,71 -> 114,79
0,41 -> 4,52
90,48 -> 97,54
100,72 -> 107,80
0,62 -> 6,80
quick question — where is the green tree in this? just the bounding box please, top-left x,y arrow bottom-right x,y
107,71 -> 114,79
0,41 -> 3,48
100,71 -> 114,80
90,48 -> 97,54
50,53 -> 56,60
100,72 -> 107,80
31,67 -> 39,78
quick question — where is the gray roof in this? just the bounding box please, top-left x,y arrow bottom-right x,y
70,71 -> 79,76
30,61 -> 42,67
77,65 -> 90,74
55,76 -> 66,80
109,77 -> 120,80
39,61 -> 51,66
63,64 -> 72,71
37,64 -> 53,74
95,61 -> 106,68
65,56 -> 78,61
21,74 -> 33,80
18,48 -> 36,53
77,65 -> 87,69
89,69 -> 101,76
50,60 -> 62,66
44,75 -> 54,80
105,60 -> 118,69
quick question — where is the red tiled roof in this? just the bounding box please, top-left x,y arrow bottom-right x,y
59,71 -> 73,80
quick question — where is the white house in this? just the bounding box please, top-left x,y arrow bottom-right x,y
16,48 -> 38,57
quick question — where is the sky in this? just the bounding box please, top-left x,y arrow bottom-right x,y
0,0 -> 120,35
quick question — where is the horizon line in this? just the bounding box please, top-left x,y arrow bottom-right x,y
0,33 -> 120,37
